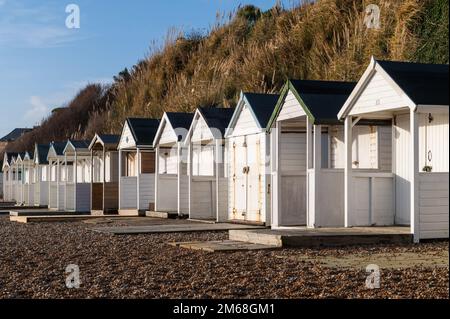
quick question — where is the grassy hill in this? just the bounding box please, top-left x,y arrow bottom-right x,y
5,0 -> 449,153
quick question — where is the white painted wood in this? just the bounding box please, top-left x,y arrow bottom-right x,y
229,103 -> 261,137
394,114 -> 411,225
158,147 -> 178,174
118,122 -> 136,149
138,173 -> 155,210
191,113 -> 214,143
277,90 -> 306,121
119,176 -> 137,209
419,113 -> 449,172
190,178 -> 214,219
418,173 -> 449,239
410,109 -> 419,242
344,116 -> 352,227
157,175 -> 177,211
280,133 -> 306,172
314,170 -> 345,227
349,70 -> 411,116
159,120 -> 178,146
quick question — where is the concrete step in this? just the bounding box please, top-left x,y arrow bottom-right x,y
170,240 -> 279,252
229,229 -> 283,247
146,211 -> 178,219
229,228 -> 413,248
10,210 -> 91,217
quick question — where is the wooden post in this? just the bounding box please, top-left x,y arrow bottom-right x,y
177,142 -> 182,216
102,148 -> 106,211
214,139 -> 221,222
118,150 -> 122,210
90,150 -> 94,212
306,117 -> 313,227
271,122 -> 281,228
56,158 -> 60,210
311,124 -> 322,227
410,109 -> 419,242
344,116 -> 353,228
74,152 -> 78,211
187,140 -> 193,219
137,148 -> 141,212
154,146 -> 159,212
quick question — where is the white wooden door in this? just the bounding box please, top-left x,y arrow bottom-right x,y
246,134 -> 262,222
231,136 -> 247,221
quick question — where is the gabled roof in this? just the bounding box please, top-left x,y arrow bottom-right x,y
338,57 -> 449,119
2,152 -> 18,170
198,107 -> 235,136
15,152 -> 26,163
376,60 -> 448,106
63,140 -> 90,154
125,118 -> 160,147
34,144 -> 50,165
48,142 -> 66,158
185,107 -> 235,145
226,92 -> 280,136
24,150 -> 34,161
153,112 -> 194,146
88,134 -> 120,151
268,79 -> 356,129
0,128 -> 32,142
166,113 -> 194,131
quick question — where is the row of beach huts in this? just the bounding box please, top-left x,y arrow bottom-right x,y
2,58 -> 449,242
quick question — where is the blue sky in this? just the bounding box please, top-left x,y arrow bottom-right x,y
0,0 -> 291,138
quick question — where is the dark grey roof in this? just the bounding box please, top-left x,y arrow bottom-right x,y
0,128 -> 32,142
377,60 -> 449,106
244,93 -> 280,128
97,134 -> 120,146
289,80 -> 356,124
68,140 -> 90,150
166,112 -> 194,131
26,150 -> 34,160
126,118 -> 160,146
35,144 -> 50,164
5,152 -> 19,165
198,107 -> 235,136
51,142 -> 66,156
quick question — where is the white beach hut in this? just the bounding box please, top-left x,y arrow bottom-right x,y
62,140 -> 92,212
47,142 -> 69,211
184,107 -> 235,221
89,134 -> 120,215
118,118 -> 160,215
13,153 -> 25,205
2,152 -> 18,202
22,150 -> 35,206
32,144 -> 50,207
267,79 -> 390,228
338,58 -> 449,242
153,112 -> 194,216
224,92 -> 279,225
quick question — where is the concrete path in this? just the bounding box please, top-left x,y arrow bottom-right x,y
169,240 -> 278,252
92,223 -> 266,235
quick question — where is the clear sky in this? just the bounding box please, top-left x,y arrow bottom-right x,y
0,0 -> 291,138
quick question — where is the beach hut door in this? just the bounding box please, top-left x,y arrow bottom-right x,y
232,136 -> 247,220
